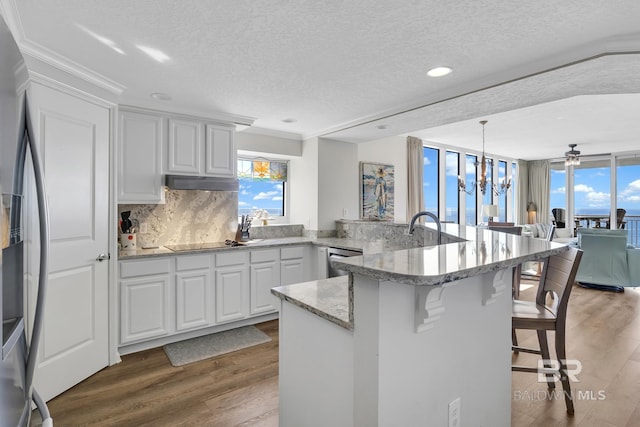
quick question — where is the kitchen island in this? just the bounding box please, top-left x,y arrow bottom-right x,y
272,224 -> 568,427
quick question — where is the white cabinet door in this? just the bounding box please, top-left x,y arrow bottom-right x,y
215,252 -> 249,323
281,246 -> 306,286
118,110 -> 164,203
250,249 -> 280,315
205,123 -> 235,177
281,259 -> 305,286
215,265 -> 249,323
175,254 -> 213,331
120,276 -> 171,343
119,258 -> 172,344
167,118 -> 203,174
27,83 -> 110,402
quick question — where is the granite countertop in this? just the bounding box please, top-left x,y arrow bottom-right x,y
119,236 -> 316,259
331,224 -> 568,286
118,236 -> 400,259
271,275 -> 352,330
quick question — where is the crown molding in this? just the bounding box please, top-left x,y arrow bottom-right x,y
1,0 -> 125,95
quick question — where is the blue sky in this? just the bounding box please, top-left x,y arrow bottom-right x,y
238,180 -> 284,215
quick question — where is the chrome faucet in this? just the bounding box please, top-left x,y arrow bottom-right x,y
408,211 -> 442,245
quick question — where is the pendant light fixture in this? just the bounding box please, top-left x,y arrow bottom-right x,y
458,120 -> 510,196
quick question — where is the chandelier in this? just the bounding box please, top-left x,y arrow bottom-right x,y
565,143 -> 580,166
457,120 -> 511,196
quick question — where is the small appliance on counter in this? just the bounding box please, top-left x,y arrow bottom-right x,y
119,211 -> 138,251
235,215 -> 252,242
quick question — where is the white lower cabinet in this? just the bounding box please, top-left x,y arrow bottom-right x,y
175,254 -> 213,332
120,258 -> 171,344
281,246 -> 306,286
250,249 -> 281,315
119,244 -> 311,349
215,251 -> 250,324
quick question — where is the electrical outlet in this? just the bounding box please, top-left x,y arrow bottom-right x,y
448,397 -> 460,427
139,222 -> 148,234
343,208 -> 348,218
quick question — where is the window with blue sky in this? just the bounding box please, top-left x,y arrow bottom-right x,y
445,151 -> 459,223
238,159 -> 286,217
423,147 -> 439,216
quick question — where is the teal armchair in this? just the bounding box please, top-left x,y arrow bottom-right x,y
574,228 -> 640,292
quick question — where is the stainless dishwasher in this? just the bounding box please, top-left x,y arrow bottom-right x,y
327,247 -> 363,277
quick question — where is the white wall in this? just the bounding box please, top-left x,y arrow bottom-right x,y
357,136 -> 407,223
318,138 -> 359,230
289,137 -> 319,230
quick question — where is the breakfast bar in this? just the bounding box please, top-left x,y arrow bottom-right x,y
272,225 -> 568,427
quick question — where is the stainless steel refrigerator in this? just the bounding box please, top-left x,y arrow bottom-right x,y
1,14 -> 52,427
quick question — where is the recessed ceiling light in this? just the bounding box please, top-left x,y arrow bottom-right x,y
427,66 -> 452,77
376,124 -> 389,130
150,92 -> 172,101
281,118 -> 297,123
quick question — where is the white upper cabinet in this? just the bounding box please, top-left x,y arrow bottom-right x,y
205,123 -> 235,177
118,109 -> 164,203
166,119 -> 235,177
117,106 -> 238,203
167,118 -> 203,175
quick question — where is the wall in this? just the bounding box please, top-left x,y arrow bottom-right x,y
318,138 -> 359,231
118,189 -> 237,247
289,137 -> 319,231
357,136 -> 407,223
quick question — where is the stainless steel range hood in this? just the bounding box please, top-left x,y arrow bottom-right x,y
165,175 -> 239,191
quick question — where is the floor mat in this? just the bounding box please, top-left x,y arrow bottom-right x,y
163,325 -> 272,367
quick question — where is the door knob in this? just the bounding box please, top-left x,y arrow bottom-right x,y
96,253 -> 110,262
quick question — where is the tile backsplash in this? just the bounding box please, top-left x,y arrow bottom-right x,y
118,189 -> 238,247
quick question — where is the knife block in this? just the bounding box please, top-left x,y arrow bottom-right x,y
235,225 -> 250,242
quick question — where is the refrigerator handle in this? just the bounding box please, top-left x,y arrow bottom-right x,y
22,95 -> 53,423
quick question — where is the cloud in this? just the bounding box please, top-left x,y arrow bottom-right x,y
584,191 -> 610,207
272,196 -> 283,201
253,191 -> 280,200
445,152 -> 459,176
423,157 -> 431,166
619,179 -> 640,202
238,201 -> 250,206
574,184 -> 594,193
552,186 -> 566,194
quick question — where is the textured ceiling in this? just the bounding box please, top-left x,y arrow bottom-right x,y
5,0 -> 640,159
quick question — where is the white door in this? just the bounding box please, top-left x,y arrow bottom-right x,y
28,83 -> 110,401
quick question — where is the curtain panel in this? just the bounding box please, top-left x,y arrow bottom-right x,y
528,160 -> 550,224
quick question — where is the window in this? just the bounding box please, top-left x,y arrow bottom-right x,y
511,162 -> 517,223
616,157 -> 640,246
466,154 -> 478,225
573,160 -> 610,227
549,162 -> 566,220
445,151 -> 459,223
237,158 -> 287,218
423,147 -> 439,217
498,160 -> 507,222
482,158 -> 494,212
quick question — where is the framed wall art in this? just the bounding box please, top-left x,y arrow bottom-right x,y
360,162 -> 394,221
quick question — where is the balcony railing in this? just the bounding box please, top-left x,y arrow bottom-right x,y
626,215 -> 640,248
574,215 -> 640,248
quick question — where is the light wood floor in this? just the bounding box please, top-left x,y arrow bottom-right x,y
31,280 -> 640,426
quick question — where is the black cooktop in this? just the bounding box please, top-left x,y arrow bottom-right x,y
165,241 -> 240,252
